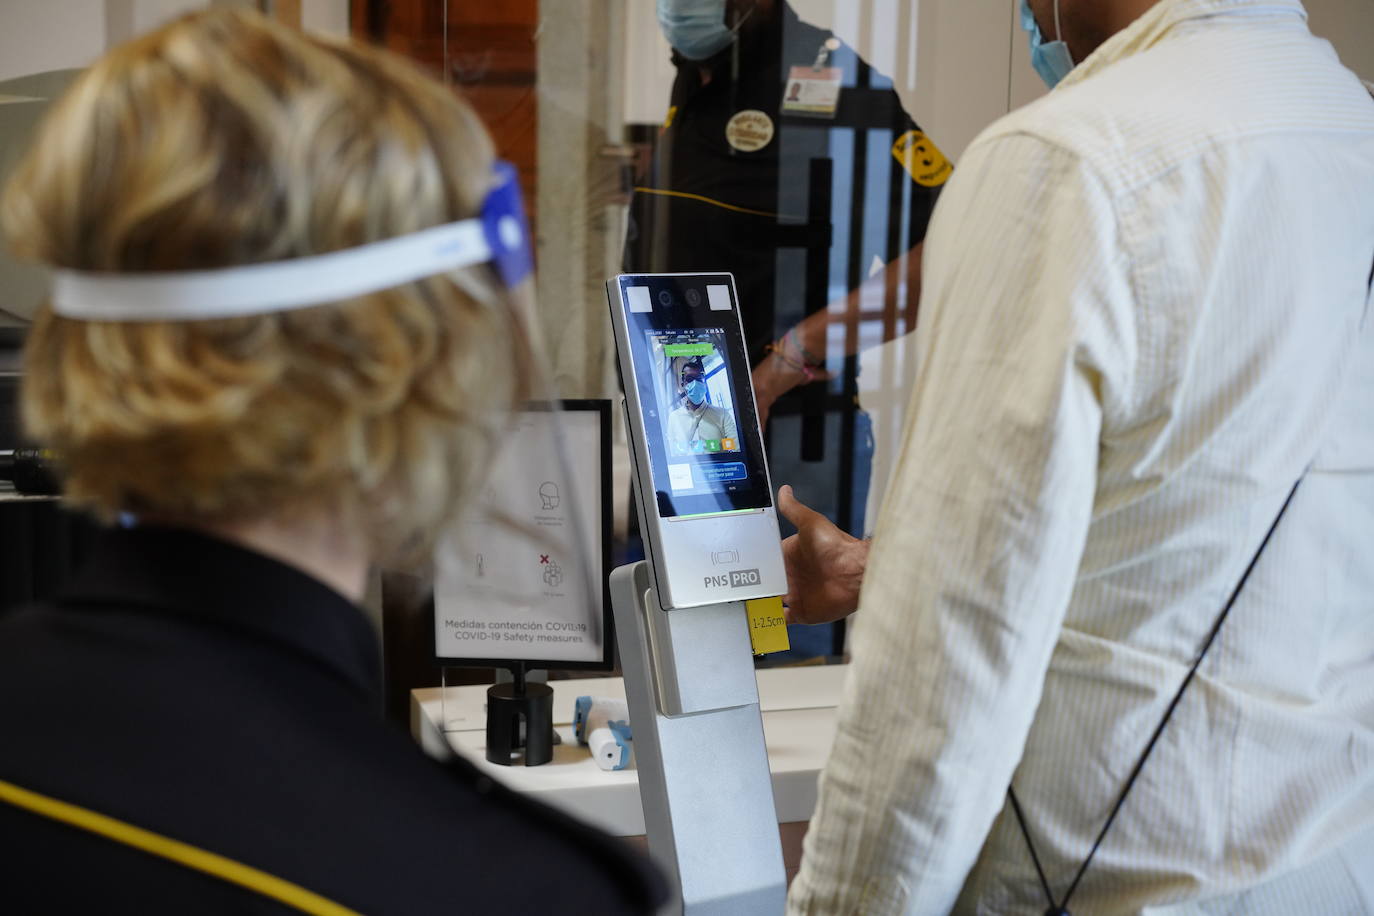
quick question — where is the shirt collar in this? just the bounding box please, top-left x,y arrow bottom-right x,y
1058,0 -> 1308,90
60,525 -> 382,704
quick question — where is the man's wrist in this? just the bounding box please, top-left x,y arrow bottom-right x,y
756,353 -> 806,396
785,326 -> 824,369
843,537 -> 871,590
764,332 -> 821,383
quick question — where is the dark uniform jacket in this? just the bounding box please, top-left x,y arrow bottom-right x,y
0,526 -> 666,914
624,2 -> 950,363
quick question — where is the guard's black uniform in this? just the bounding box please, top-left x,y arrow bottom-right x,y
0,526 -> 666,914
624,2 -> 951,363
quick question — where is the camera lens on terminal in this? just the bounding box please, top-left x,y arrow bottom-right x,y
657,289 -> 673,307
685,288 -> 702,308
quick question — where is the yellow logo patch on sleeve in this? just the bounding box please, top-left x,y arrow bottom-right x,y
663,105 -> 678,130
892,130 -> 952,188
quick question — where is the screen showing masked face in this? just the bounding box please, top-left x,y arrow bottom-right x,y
615,274 -> 772,518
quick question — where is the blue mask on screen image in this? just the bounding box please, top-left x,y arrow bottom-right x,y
684,379 -> 709,406
657,0 -> 734,61
1019,0 -> 1075,89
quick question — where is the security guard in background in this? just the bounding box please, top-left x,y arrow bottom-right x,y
627,0 -> 952,424
626,0 -> 953,658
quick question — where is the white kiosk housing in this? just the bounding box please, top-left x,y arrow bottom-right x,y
608,273 -> 790,914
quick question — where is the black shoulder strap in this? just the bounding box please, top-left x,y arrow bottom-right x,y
1368,82 -> 1374,296
1010,477 -> 1304,916
1363,85 -> 1374,293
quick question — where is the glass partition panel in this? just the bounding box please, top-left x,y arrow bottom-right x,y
349,0 -> 1035,663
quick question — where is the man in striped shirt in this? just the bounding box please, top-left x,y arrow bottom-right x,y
788,0 -> 1374,912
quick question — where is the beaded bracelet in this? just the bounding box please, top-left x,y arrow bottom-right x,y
786,327 -> 824,369
765,339 -> 816,380
766,327 -> 823,380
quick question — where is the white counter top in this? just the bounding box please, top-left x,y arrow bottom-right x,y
0,485 -> 57,502
411,664 -> 848,837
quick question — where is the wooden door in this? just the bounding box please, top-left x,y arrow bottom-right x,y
352,1 -> 539,230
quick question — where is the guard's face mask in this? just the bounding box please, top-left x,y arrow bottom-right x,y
1020,0 -> 1075,89
656,0 -> 749,61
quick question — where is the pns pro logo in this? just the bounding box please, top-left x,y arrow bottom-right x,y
703,568 -> 762,589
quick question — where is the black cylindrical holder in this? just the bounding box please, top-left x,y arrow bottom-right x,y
485,681 -> 554,767
0,448 -> 61,496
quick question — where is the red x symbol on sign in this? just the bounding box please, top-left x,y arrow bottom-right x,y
539,555 -> 549,564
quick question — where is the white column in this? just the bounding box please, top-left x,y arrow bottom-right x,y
536,0 -> 629,400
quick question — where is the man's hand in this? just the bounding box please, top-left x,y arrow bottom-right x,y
777,484 -> 870,625
750,358 -> 795,430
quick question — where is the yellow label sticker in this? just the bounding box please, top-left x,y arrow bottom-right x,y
746,597 -> 790,656
892,130 -> 952,188
663,105 -> 678,130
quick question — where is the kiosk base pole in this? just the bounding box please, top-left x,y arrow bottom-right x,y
611,562 -> 786,915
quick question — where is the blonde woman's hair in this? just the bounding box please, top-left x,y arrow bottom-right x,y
2,7 -> 530,562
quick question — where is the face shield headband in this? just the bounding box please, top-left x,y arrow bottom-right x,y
49,160 -> 533,322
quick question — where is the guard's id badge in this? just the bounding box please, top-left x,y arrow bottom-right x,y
781,65 -> 842,118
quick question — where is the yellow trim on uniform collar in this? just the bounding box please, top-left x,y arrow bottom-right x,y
0,779 -> 363,916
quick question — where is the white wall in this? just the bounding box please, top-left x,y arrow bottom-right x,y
798,1 -> 1023,161
301,0 -> 349,39
0,0 -> 349,82
0,0 -> 349,326
623,0 -> 678,124
1306,0 -> 1374,80
908,1 -> 1027,161
0,1 -> 219,82
0,3 -> 109,82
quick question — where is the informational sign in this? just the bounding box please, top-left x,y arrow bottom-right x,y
433,401 -> 612,669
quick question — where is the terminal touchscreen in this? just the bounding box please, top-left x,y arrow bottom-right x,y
609,273 -> 786,609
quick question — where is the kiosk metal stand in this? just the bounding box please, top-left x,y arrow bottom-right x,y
611,561 -> 786,915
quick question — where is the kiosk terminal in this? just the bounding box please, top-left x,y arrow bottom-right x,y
608,273 -> 789,914
609,272 -> 787,608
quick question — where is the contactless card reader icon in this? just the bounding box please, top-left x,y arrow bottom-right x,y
711,547 -> 740,566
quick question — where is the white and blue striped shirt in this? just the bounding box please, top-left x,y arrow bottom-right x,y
790,1 -> 1374,912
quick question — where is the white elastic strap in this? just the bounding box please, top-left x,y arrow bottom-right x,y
51,219 -> 493,321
